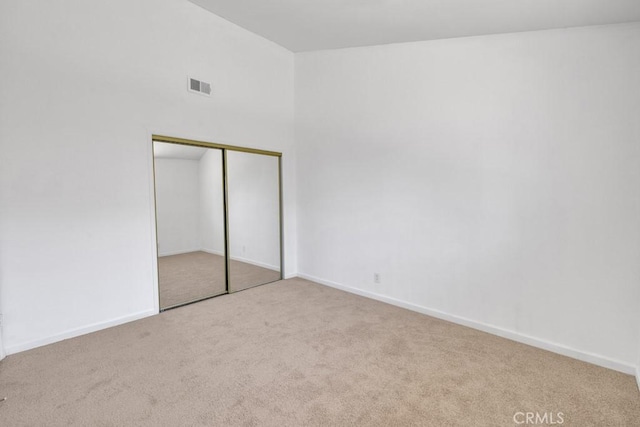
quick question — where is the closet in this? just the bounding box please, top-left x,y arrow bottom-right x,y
152,136 -> 282,310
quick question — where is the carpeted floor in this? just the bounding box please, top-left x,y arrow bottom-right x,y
0,278 -> 638,426
158,251 -> 281,308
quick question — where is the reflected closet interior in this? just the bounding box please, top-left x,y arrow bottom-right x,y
153,138 -> 282,310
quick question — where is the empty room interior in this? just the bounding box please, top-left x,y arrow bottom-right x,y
1,0 -> 640,425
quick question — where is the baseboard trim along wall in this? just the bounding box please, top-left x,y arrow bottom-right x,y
5,309 -> 156,356
636,367 -> 640,392
197,249 -> 280,272
229,255 -> 280,272
158,248 -> 202,257
297,273 -> 636,376
200,248 -> 225,256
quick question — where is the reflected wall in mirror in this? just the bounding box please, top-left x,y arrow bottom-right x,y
227,151 -> 281,292
153,142 -> 226,309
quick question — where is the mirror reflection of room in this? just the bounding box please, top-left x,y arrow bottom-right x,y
153,142 -> 226,309
227,151 -> 281,292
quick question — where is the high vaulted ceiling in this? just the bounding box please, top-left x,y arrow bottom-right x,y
189,0 -> 640,52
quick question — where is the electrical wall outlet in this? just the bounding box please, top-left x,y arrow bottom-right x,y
374,273 -> 380,284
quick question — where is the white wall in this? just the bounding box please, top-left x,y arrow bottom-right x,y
227,151 -> 281,270
296,23 -> 640,372
637,333 -> 640,391
0,291 -> 4,360
154,158 -> 201,256
0,0 -> 636,378
0,0 -> 295,354
154,148 -> 225,257
199,149 -> 225,255
637,311 -> 640,389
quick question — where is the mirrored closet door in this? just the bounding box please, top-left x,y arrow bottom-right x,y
227,151 -> 281,292
153,142 -> 226,310
152,137 -> 283,310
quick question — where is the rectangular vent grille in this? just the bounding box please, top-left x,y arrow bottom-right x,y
188,77 -> 212,96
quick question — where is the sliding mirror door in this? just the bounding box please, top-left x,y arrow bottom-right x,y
227,151 -> 282,292
153,142 -> 226,309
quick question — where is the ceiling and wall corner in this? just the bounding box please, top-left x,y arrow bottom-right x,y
179,0 -> 640,380
0,0 -> 639,386
294,22 -> 640,373
189,0 -> 640,51
0,0 -> 295,354
153,144 -> 208,160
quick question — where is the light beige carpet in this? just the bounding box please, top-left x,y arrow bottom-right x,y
0,278 -> 638,426
158,251 -> 280,309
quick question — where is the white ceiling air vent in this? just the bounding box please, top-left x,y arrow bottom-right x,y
188,77 -> 212,96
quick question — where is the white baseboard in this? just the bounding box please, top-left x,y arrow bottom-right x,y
201,248 -> 225,256
297,273 -> 636,376
284,272 -> 298,279
230,255 -> 279,272
5,309 -> 156,355
158,248 -> 201,257
0,331 -> 5,361
160,249 -> 279,273
636,366 -> 640,393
